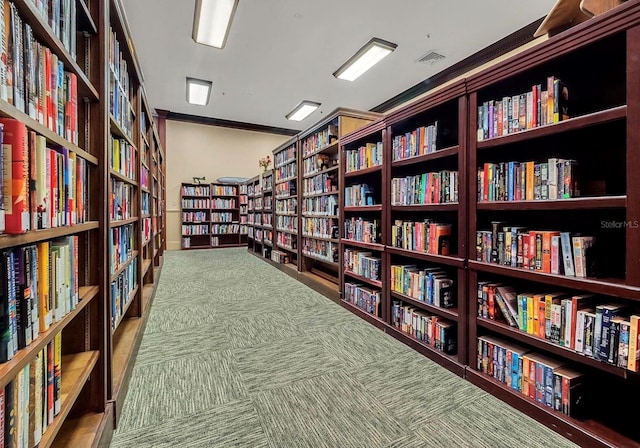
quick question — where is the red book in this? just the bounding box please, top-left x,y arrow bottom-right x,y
0,119 -> 30,233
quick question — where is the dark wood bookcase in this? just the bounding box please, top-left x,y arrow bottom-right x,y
272,138 -> 299,271
297,108 -> 381,297
246,175 -> 262,255
0,0 -> 166,445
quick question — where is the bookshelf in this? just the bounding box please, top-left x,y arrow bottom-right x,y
260,170 -> 274,258
239,182 -> 249,245
298,108 -> 381,296
246,175 -> 261,254
273,138 -> 299,267
211,182 -> 243,248
464,4 -> 640,447
0,0 -> 165,445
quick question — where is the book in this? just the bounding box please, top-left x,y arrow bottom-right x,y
0,118 -> 29,233
627,315 -> 640,371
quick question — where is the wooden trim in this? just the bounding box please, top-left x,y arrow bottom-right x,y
166,111 -> 299,136
297,107 -> 382,140
339,118 -> 387,145
626,25 -> 640,286
389,290 -> 459,321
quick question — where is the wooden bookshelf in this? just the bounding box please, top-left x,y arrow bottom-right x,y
211,182 -> 244,249
245,175 -> 262,254
464,4 -> 640,445
272,138 -> 299,267
299,108 -> 381,292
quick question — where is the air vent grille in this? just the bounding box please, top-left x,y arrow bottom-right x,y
418,51 -> 445,65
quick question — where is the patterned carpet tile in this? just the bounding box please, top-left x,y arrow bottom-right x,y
144,302 -> 220,334
135,323 -> 231,367
252,371 -> 404,448
223,311 -> 302,348
117,350 -> 248,433
111,399 -> 269,448
233,336 -> 345,394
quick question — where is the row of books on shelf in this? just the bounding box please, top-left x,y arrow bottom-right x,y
391,220 -> 452,255
477,76 -> 569,142
109,224 -> 134,275
110,258 -> 137,329
302,238 -> 337,262
479,282 -> 640,371
478,159 -> 578,202
110,180 -> 134,221
1,237 -> 78,363
275,182 -> 296,198
392,122 -> 438,161
181,199 -> 209,209
274,147 -> 296,168
302,196 -> 335,216
302,173 -> 338,196
182,211 -> 207,223
110,136 -> 136,181
211,212 -> 235,222
344,283 -> 381,317
344,249 -> 381,281
247,183 -> 261,196
212,185 -> 237,196
391,265 -> 455,309
1,333 -> 62,448
212,199 -> 236,209
301,123 -> 338,157
181,185 -> 209,197
276,216 -> 297,232
262,176 -> 273,191
182,224 -> 209,236
301,217 -> 338,240
140,166 -> 149,189
345,142 -> 383,172
275,199 -> 297,215
303,154 -> 337,177
477,335 -> 582,417
391,171 -> 459,205
476,223 -> 594,277
108,27 -> 133,137
271,250 -> 290,264
212,224 -> 241,234
1,3 -> 79,144
344,218 -> 380,244
276,233 -> 295,250
392,301 -> 456,354
344,184 -> 375,207
29,0 -> 77,57
141,191 -> 149,216
0,119 -> 89,234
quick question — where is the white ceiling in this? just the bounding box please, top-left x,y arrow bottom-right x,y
121,0 -> 556,132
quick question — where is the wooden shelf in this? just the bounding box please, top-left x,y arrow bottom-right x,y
344,270 -> 382,288
303,165 -> 339,179
276,212 -> 297,217
276,243 -> 297,252
301,235 -> 339,243
302,191 -> 339,199
469,261 -> 640,300
142,259 -> 152,276
109,217 -> 138,228
476,196 -> 626,211
390,291 -> 459,321
391,203 -> 459,212
341,239 -> 385,251
76,0 -> 98,34
51,410 -> 110,448
344,205 -> 383,212
391,145 -> 460,168
110,251 -> 139,281
109,115 -> 136,147
111,317 -> 145,404
276,228 -> 298,235
12,0 -> 99,100
0,222 -> 99,250
341,299 -> 387,330
465,369 -> 638,448
476,106 -> 627,149
344,165 -> 383,178
109,169 -> 138,186
303,140 -> 339,158
112,285 -> 140,334
38,351 -> 100,448
0,286 -> 98,391
0,99 -> 98,165
386,246 -> 465,268
302,253 -> 338,267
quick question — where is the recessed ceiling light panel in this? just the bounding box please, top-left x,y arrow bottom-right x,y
186,77 -> 213,106
192,0 -> 239,49
333,38 -> 397,82
286,100 -> 321,121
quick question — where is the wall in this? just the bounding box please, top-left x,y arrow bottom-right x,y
166,120 -> 289,250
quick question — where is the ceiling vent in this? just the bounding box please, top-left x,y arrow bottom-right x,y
418,51 -> 445,65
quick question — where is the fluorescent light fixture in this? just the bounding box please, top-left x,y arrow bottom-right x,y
192,0 -> 239,49
333,38 -> 397,81
186,77 -> 212,106
286,100 -> 321,121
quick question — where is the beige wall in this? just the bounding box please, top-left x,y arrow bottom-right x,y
166,120 -> 289,250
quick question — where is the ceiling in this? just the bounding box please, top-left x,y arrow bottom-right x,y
121,0 -> 556,132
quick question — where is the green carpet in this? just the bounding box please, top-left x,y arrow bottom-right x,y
110,248 -> 579,448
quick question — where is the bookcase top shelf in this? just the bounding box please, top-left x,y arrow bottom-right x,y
298,107 -> 382,140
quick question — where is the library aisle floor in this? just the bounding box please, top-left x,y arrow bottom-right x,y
110,248 -> 579,448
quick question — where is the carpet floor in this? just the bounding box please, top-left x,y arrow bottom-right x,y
110,248 -> 579,448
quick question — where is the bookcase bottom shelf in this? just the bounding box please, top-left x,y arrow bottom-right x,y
51,405 -> 113,448
465,369 -> 638,448
298,271 -> 340,302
